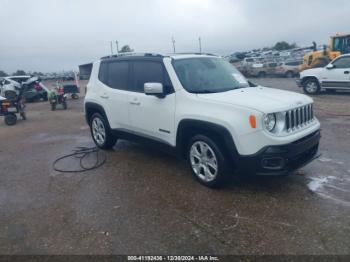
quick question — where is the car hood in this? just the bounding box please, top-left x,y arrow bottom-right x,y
300,67 -> 323,76
196,86 -> 313,113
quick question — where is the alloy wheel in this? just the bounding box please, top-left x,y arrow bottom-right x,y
92,117 -> 106,146
190,141 -> 218,182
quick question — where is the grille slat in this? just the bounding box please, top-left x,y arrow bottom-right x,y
286,104 -> 314,132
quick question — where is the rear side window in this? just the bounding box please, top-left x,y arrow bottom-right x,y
99,61 -> 130,90
132,61 -> 172,93
286,61 -> 299,66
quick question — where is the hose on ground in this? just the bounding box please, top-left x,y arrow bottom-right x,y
52,146 -> 106,173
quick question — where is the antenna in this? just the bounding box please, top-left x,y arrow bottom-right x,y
172,36 -> 176,53
198,37 -> 202,53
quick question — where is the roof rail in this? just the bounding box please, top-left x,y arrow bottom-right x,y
169,52 -> 217,56
100,52 -> 165,60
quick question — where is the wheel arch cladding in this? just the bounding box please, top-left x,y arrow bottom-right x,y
176,119 -> 239,162
302,76 -> 319,86
85,102 -> 109,127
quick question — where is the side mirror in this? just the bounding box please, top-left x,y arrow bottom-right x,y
326,64 -> 334,69
144,82 -> 164,98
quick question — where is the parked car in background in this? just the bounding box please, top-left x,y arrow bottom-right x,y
275,61 -> 302,78
297,54 -> 350,94
4,76 -> 49,102
247,62 -> 278,77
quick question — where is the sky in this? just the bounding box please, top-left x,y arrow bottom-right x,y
0,0 -> 349,73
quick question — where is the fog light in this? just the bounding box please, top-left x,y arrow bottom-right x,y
261,157 -> 284,170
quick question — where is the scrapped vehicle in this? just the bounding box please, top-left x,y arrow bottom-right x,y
0,86 -> 26,126
297,54 -> 350,94
63,84 -> 80,99
247,62 -> 278,77
21,77 -> 49,102
0,78 -> 21,95
275,61 -> 302,78
49,86 -> 67,110
85,53 -> 320,187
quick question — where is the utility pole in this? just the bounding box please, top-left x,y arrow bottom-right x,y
198,37 -> 202,53
110,41 -> 113,56
115,40 -> 119,54
172,36 -> 176,53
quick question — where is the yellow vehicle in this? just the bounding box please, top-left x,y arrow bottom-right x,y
300,33 -> 350,71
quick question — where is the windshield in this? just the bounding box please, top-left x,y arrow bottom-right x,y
173,57 -> 249,93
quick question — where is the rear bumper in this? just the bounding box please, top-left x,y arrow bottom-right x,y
236,130 -> 320,176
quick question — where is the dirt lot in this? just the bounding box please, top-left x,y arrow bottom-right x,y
0,78 -> 349,255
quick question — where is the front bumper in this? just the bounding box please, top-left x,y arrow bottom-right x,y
296,79 -> 302,87
236,130 -> 320,176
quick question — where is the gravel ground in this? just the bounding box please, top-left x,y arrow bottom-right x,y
0,78 -> 349,255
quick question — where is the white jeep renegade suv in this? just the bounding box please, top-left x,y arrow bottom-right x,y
85,53 -> 320,187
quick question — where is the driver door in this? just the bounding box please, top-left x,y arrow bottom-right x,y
321,56 -> 350,89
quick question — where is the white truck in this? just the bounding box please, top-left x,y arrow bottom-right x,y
297,54 -> 350,94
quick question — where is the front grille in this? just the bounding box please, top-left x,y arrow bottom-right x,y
285,104 -> 314,132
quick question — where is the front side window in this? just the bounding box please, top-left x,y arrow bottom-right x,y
332,56 -> 350,69
173,57 -> 249,93
132,61 -> 164,92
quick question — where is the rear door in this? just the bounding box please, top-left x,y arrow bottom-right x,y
98,60 -> 132,129
128,60 -> 176,145
321,56 -> 350,89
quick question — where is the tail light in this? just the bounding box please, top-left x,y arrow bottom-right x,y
2,101 -> 11,111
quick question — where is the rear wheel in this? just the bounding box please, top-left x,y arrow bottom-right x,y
90,113 -> 117,150
71,93 -> 79,99
62,101 -> 67,110
303,78 -> 320,95
4,114 -> 17,126
257,71 -> 266,78
51,103 -> 56,111
285,71 -> 294,78
187,135 -> 230,188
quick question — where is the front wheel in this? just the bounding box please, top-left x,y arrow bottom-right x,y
303,78 -> 320,95
187,135 -> 230,188
90,113 -> 117,150
62,101 -> 67,110
51,103 -> 56,111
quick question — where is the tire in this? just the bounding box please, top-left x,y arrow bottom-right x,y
62,101 -> 67,110
90,113 -> 117,150
71,93 -> 79,99
257,71 -> 266,78
5,114 -> 17,126
303,78 -> 320,95
43,93 -> 48,101
51,103 -> 56,111
187,134 -> 230,188
285,71 -> 294,78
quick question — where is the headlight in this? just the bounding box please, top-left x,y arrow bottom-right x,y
264,113 -> 276,132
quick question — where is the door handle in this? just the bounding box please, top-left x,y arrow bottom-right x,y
100,95 -> 109,99
129,101 -> 141,106
344,71 -> 349,74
